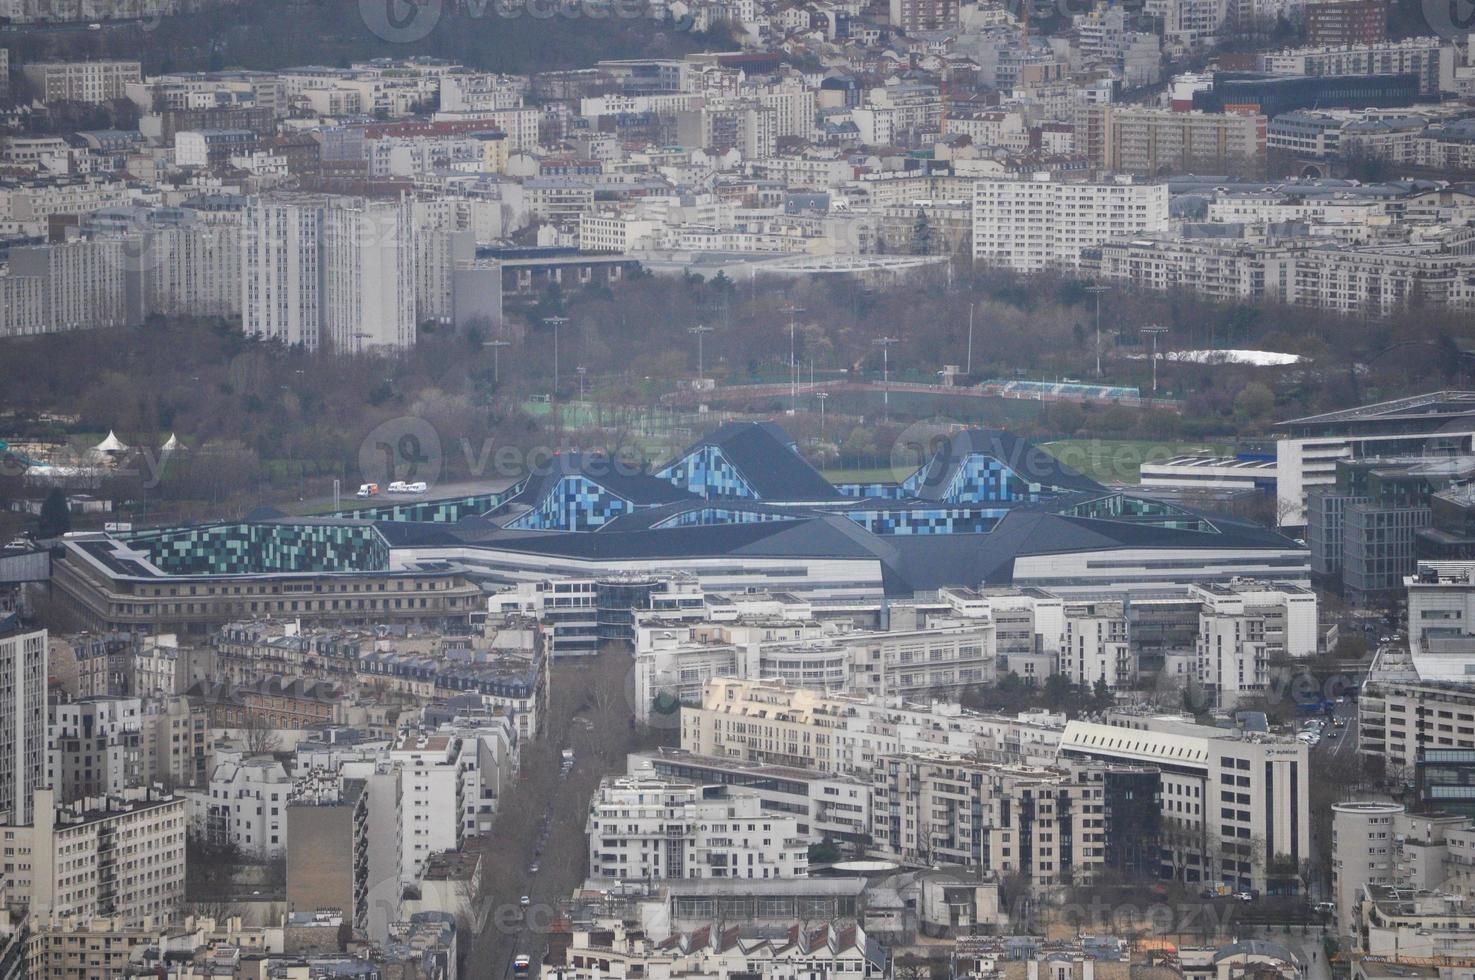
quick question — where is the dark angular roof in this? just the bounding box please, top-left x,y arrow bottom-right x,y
880,505 -> 1302,591
500,451 -> 696,509
909,428 -> 1103,501
445,515 -> 881,562
681,421 -> 843,501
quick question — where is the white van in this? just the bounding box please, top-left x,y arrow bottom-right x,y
387,481 -> 409,494
356,483 -> 379,498
406,481 -> 428,494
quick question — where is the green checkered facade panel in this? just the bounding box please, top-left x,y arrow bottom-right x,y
130,523 -> 390,575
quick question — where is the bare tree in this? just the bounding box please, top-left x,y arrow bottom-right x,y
241,712 -> 282,756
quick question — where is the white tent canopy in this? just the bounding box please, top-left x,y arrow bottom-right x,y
93,430 -> 129,453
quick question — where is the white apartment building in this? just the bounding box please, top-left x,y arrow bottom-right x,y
22,61 -> 142,103
1205,192 -> 1389,231
586,774 -> 808,880
871,753 -> 1134,886
1195,602 -> 1268,709
861,84 -> 942,143
242,194 -> 417,352
0,271 -> 48,338
278,66 -> 436,119
241,196 -> 323,349
435,106 -> 541,151
7,239 -> 135,334
1061,601 -> 1134,689
628,748 -> 871,848
1144,0 -> 1228,50
1359,642 -> 1475,777
675,102 -> 778,158
681,677 -> 1066,776
367,134 -> 486,178
438,72 -> 525,113
1407,562 -> 1475,667
889,0 -> 960,32
750,88 -> 818,140
1059,713 -> 1310,892
438,720 -> 515,837
0,626 -> 48,826
1204,582 -> 1318,652
747,155 -> 852,190
1332,801 -> 1402,936
322,197 -> 416,351
1093,237 -> 1294,306
389,732 -> 464,884
633,616 -> 995,721
7,787 -> 186,922
972,174 -> 1168,273
142,696 -> 210,790
0,136 -> 71,172
0,178 -> 135,227
547,917 -> 886,980
1103,107 -> 1265,173
46,697 -> 143,804
199,758 -> 292,859
579,213 -> 664,253
578,92 -> 704,120
1092,232 -> 1475,324
1259,38 -> 1444,95
144,215 -> 244,319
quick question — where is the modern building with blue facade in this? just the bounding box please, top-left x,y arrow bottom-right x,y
53,423 -> 1310,633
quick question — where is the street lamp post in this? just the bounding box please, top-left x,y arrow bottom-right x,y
815,391 -> 828,439
782,303 -> 804,413
542,316 -> 568,397
1085,282 -> 1109,378
966,302 -> 975,377
689,324 -> 713,380
576,365 -> 587,402
1141,324 -> 1168,397
482,339 -> 511,384
874,336 -> 899,423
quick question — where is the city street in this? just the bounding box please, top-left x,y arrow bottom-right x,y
467,650 -> 671,978
1315,699 -> 1359,761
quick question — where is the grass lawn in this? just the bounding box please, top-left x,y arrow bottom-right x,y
821,467 -> 903,484
1040,439 -> 1237,484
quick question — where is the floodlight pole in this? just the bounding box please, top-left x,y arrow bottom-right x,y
1085,282 -> 1109,378
874,336 -> 899,423
1142,324 -> 1169,397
